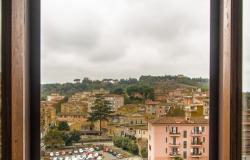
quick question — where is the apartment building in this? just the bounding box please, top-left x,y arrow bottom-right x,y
103,94 -> 124,111
40,101 -> 57,136
46,93 -> 64,102
145,100 -> 169,117
148,117 -> 209,160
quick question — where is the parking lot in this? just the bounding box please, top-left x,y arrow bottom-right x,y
45,146 -> 131,160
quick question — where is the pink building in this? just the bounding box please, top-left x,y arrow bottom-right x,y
148,117 -> 209,160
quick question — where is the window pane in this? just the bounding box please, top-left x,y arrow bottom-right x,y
41,1 -> 209,160
242,1 -> 250,159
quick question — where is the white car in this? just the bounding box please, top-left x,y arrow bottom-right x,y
86,153 -> 93,159
58,157 -> 63,160
49,152 -> 54,157
73,150 -> 78,154
64,157 -> 70,160
89,148 -> 94,152
72,156 -> 77,160
97,156 -> 103,160
82,153 -> 87,159
53,157 -> 58,160
94,152 -> 99,157
79,148 -> 84,153
55,152 -> 60,156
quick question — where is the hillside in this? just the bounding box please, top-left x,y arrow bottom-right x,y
41,75 -> 209,100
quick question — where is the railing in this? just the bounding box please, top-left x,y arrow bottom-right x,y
191,152 -> 202,157
169,153 -> 181,157
169,132 -> 181,136
191,130 -> 203,136
191,141 -> 203,145
169,143 -> 181,146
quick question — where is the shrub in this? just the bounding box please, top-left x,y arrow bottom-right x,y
141,147 -> 148,158
113,136 -> 139,155
128,142 -> 139,155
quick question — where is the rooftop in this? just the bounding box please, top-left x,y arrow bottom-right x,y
148,116 -> 208,125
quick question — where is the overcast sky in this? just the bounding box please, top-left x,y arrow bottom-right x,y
243,1 -> 250,92
42,0 -> 210,84
41,0 -> 250,91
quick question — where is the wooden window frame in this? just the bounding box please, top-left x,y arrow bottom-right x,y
0,0 -> 243,159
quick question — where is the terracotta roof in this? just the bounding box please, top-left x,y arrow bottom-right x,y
145,100 -> 160,105
148,116 -> 208,124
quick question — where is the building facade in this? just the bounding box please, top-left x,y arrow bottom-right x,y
148,117 -> 209,160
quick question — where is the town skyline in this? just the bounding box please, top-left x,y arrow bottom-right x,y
41,74 -> 209,84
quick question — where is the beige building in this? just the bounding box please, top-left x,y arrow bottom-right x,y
61,93 -> 89,115
41,101 -> 57,136
103,94 -> 124,111
47,93 -> 64,102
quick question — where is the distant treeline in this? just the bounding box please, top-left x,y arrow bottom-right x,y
41,75 -> 209,100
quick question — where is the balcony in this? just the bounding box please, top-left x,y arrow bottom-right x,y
169,153 -> 181,158
191,131 -> 203,136
169,143 -> 181,147
191,153 -> 203,158
190,141 -> 203,146
169,132 -> 181,136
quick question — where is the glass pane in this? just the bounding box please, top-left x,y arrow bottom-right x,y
242,1 -> 250,159
41,1 -> 209,160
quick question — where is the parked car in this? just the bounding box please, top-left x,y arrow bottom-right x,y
117,154 -> 123,159
52,157 -> 58,160
95,147 -> 100,151
64,156 -> 70,160
112,151 -> 118,156
61,151 -> 65,155
89,148 -> 94,152
58,157 -> 63,160
79,148 -> 84,153
73,150 -> 78,154
49,152 -> 54,157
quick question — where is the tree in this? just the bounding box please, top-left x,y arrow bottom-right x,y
113,136 -> 123,148
111,88 -> 124,95
44,129 -> 64,149
128,142 -> 139,155
166,108 -> 185,117
63,133 -> 73,146
88,96 -> 113,132
141,147 -> 148,158
121,137 -> 130,150
62,130 -> 81,146
70,130 -> 81,142
58,121 -> 70,131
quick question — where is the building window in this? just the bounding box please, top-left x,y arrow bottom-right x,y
166,148 -> 167,153
203,137 -> 205,143
183,151 -> 187,159
166,126 -> 168,132
183,130 -> 187,138
166,137 -> 167,143
202,126 -> 205,132
183,141 -> 187,148
173,137 -> 176,144
203,148 -> 205,153
172,127 -> 178,133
